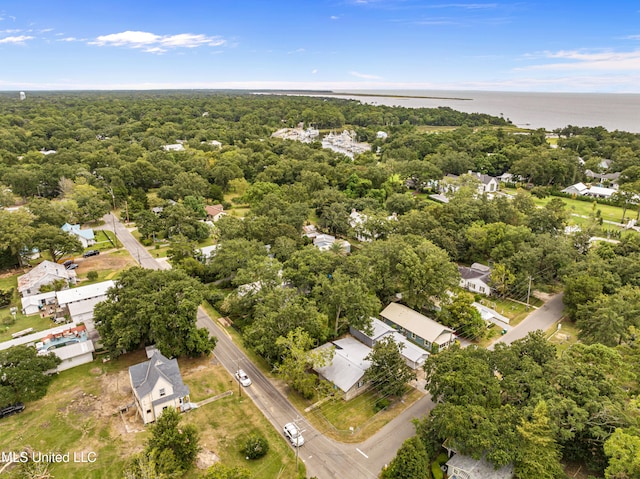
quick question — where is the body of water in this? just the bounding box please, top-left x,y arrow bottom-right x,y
327,90 -> 640,133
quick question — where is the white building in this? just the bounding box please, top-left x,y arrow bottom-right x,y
458,263 -> 492,296
61,223 -> 96,248
17,261 -> 76,297
313,337 -> 372,401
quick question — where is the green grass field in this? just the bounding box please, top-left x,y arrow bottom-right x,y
504,187 -> 629,224
0,352 -> 303,479
0,313 -> 55,342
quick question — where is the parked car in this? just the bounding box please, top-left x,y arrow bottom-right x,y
0,403 -> 25,419
66,263 -> 79,270
83,250 -> 100,258
283,422 -> 304,447
62,259 -> 74,267
235,369 -> 252,387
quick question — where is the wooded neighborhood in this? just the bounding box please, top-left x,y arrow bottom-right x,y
0,91 -> 639,479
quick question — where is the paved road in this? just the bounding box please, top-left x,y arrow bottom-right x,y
489,293 -> 565,349
100,213 -> 432,478
97,213 -> 170,270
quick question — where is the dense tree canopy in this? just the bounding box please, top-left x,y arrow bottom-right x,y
95,267 -> 216,358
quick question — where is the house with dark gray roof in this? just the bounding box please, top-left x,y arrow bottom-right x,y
458,263 -> 492,296
129,350 -> 190,424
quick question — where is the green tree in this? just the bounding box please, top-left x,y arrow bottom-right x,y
33,225 -> 84,262
604,429 -> 640,479
243,289 -> 328,364
204,463 -> 252,479
95,268 -> 216,358
380,436 -> 429,479
0,346 -> 61,408
0,209 -> 35,265
365,336 -> 416,398
146,408 -> 199,476
515,401 -> 565,479
274,327 -> 334,399
314,271 -> 380,336
438,291 -> 486,340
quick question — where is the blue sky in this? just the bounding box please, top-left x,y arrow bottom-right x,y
1,1 -> 640,92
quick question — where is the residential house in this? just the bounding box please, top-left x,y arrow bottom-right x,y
376,131 -> 388,139
586,185 -> 616,199
442,171 -> 499,196
57,280 -> 115,331
48,340 -> 95,372
561,182 -> 617,199
458,263 -> 492,296
204,204 -> 226,222
197,245 -> 219,263
313,337 -> 372,401
17,260 -> 76,297
585,169 -> 621,187
446,454 -> 514,479
313,234 -> 351,253
20,291 -> 57,316
302,224 -> 319,239
61,223 -> 96,248
35,325 -> 94,373
162,143 -> 185,152
561,182 -> 589,196
129,350 -> 191,425
379,303 -> 455,352
350,318 -> 429,369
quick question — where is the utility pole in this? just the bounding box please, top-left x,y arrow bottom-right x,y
293,416 -> 305,470
526,275 -> 532,310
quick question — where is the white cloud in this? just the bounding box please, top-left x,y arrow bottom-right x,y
312,69 -> 318,74
522,49 -> 640,71
0,35 -> 33,44
330,15 -> 340,20
89,30 -> 225,51
0,29 -> 21,34
288,48 -> 305,54
350,71 -> 383,80
57,36 -> 79,42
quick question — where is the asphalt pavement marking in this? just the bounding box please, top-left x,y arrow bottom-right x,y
356,448 -> 369,459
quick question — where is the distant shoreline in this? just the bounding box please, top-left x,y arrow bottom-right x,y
330,92 -> 473,101
252,90 -> 472,101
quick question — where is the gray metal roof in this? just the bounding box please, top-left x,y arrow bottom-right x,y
313,337 -> 371,392
129,351 -> 189,400
380,303 -> 454,344
446,454 -> 514,479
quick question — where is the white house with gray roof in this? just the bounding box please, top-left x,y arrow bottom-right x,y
129,351 -> 191,424
17,260 -> 76,297
458,263 -> 492,296
380,303 -> 455,352
313,336 -> 372,401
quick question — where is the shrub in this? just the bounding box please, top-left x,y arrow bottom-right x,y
87,271 -> 99,281
241,434 -> 269,460
0,288 -> 13,308
374,398 -> 391,412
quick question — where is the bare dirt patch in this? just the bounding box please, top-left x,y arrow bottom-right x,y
76,252 -> 136,274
